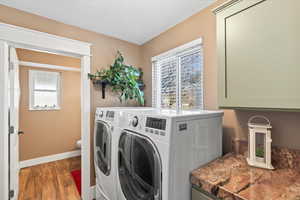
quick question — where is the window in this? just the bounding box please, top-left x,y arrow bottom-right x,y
29,70 -> 61,110
152,39 -> 203,110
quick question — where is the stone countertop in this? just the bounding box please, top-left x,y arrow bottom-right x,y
191,151 -> 300,200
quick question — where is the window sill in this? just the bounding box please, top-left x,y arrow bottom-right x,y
29,107 -> 61,111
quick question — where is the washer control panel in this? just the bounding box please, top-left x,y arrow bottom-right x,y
106,111 -> 115,119
146,117 -> 166,130
145,117 -> 167,136
96,109 -> 115,121
123,113 -> 168,138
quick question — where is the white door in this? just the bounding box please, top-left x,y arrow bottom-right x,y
9,47 -> 20,200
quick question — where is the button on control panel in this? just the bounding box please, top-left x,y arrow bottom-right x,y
145,128 -> 166,136
106,111 -> 115,118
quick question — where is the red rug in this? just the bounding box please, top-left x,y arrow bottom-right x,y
71,169 -> 81,195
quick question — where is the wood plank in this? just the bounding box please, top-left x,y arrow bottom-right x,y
18,156 -> 81,200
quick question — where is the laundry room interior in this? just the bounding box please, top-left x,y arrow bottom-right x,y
0,0 -> 300,200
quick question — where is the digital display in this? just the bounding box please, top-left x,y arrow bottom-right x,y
106,111 -> 115,118
146,117 -> 166,130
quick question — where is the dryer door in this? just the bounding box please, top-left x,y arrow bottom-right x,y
118,131 -> 162,200
94,121 -> 111,176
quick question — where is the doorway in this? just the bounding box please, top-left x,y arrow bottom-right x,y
0,22 -> 91,200
13,48 -> 82,199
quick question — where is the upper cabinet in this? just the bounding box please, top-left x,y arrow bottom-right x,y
214,0 -> 300,110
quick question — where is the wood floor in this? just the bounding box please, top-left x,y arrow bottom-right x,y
18,156 -> 81,200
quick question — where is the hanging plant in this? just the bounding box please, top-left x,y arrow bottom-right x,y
88,51 -> 145,105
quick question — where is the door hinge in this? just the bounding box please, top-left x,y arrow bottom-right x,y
9,190 -> 14,198
9,126 -> 14,134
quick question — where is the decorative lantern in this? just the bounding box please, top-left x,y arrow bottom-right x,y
247,115 -> 274,169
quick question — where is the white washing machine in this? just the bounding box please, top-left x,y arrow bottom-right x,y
94,107 -> 155,200
94,108 -> 118,200
116,109 -> 224,200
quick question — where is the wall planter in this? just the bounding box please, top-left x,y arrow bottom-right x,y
91,79 -> 109,99
88,51 -> 145,105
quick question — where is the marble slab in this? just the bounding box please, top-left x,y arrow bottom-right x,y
191,149 -> 300,200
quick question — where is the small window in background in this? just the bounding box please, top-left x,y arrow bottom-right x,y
152,39 -> 203,110
29,70 -> 61,110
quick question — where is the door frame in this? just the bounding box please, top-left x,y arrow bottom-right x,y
0,22 -> 92,200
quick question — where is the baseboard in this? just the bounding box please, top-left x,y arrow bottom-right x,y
90,185 -> 96,200
19,150 -> 81,169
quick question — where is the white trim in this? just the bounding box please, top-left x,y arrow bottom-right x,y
29,107 -> 61,111
90,185 -> 96,200
200,45 -> 205,110
0,22 -> 91,57
0,41 -> 9,200
0,22 -> 91,200
11,43 -> 92,59
176,56 -> 181,112
19,150 -> 81,169
151,61 -> 159,108
151,38 -> 202,62
81,55 -> 91,200
212,0 -> 242,14
20,61 -> 81,72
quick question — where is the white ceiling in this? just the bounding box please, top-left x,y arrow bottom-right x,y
0,0 -> 214,45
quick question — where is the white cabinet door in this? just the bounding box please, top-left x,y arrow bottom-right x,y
216,0 -> 300,110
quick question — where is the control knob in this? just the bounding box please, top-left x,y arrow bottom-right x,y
131,116 -> 139,127
99,111 -> 104,118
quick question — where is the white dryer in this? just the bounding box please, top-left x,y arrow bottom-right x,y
94,107 -> 155,200
116,109 -> 224,200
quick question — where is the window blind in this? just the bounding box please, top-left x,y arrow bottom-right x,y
152,61 -> 158,107
29,70 -> 61,110
180,49 -> 203,110
152,39 -> 203,110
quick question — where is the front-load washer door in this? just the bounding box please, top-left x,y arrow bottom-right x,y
118,131 -> 162,200
94,121 -> 111,176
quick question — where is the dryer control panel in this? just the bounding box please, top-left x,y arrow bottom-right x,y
122,112 -> 170,142
95,109 -> 115,121
145,117 -> 167,136
146,117 -> 166,130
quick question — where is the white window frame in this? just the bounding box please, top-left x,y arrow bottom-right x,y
29,70 -> 61,111
152,38 -> 204,111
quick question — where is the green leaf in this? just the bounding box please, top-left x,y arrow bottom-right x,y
89,51 -> 145,105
